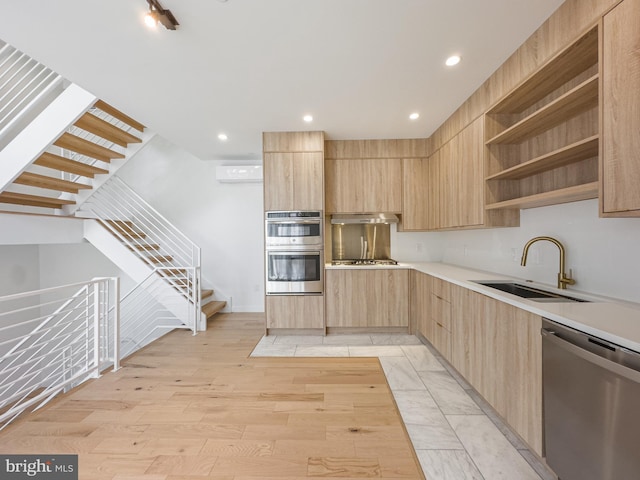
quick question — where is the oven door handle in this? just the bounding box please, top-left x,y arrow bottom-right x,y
542,328 -> 640,383
267,219 -> 321,224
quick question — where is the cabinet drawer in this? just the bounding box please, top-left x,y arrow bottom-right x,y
430,292 -> 451,331
434,322 -> 451,361
431,277 -> 451,302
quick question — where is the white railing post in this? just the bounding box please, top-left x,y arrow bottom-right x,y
113,277 -> 120,371
93,282 -> 101,378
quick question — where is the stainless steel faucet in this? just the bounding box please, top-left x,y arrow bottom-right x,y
521,236 -> 575,290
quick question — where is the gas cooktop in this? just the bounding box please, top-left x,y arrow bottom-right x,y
331,259 -> 399,266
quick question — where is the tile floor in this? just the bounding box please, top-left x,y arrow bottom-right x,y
251,333 -> 556,480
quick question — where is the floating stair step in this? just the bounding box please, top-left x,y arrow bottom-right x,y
74,112 -> 142,148
0,192 -> 75,209
163,268 -> 187,276
126,243 -> 160,252
14,172 -> 92,194
54,133 -> 125,163
94,100 -> 145,133
147,255 -> 173,264
201,289 -> 214,300
102,220 -> 146,239
34,152 -> 109,178
202,300 -> 226,319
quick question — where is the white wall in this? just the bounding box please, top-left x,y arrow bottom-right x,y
118,136 -> 265,312
396,199 -> 640,304
0,213 -> 84,245
38,243 -> 134,293
0,245 -> 40,296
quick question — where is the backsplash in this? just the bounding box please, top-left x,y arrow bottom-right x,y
394,199 -> 640,304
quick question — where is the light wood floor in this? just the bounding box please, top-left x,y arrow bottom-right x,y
0,313 -> 424,479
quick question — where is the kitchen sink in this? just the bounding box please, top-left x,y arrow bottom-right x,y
473,281 -> 589,303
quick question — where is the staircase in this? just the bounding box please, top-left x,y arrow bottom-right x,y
0,42 -> 227,348
100,217 -> 227,326
0,99 -> 144,214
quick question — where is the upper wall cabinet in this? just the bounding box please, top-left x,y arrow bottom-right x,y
601,0 -> 640,217
484,26 -> 600,211
325,158 -> 402,213
404,117 -> 517,231
325,139 -> 425,214
263,131 -> 324,211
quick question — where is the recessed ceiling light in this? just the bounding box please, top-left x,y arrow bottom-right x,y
218,133 -> 228,141
303,115 -> 313,123
446,55 -> 461,67
409,113 -> 420,120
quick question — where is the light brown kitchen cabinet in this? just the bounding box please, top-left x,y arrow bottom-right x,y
410,270 -> 432,338
401,158 -> 429,231
428,277 -> 452,361
325,158 -> 402,213
263,131 -> 324,211
410,272 -> 452,360
325,268 -> 409,328
403,117 -> 513,231
263,152 -> 324,211
325,139 -> 427,215
484,26 -> 599,212
449,284 -> 543,456
601,0 -> 640,217
266,295 -> 324,331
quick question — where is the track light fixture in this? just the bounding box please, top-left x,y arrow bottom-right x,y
145,0 -> 179,30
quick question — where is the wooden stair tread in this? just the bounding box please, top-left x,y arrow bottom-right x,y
0,191 -> 75,209
102,220 -> 146,238
14,172 -> 92,194
34,152 -> 108,178
201,289 -> 214,300
202,300 -> 226,318
54,133 -> 125,162
147,255 -> 173,264
94,100 -> 145,133
74,112 -> 142,148
126,243 -> 160,252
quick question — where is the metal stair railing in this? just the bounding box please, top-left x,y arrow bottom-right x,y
80,175 -> 202,330
0,42 -> 63,141
0,277 -> 119,430
118,267 -> 196,360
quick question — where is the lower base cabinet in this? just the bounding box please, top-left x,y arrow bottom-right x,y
326,269 -> 409,328
266,295 -> 324,331
450,284 -> 543,456
411,272 -> 543,456
411,272 -> 452,361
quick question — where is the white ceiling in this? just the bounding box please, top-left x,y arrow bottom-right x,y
0,0 -> 565,161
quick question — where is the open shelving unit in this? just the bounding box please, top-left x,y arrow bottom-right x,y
484,25 -> 600,211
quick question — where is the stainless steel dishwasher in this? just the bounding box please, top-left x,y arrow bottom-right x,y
542,318 -> 640,480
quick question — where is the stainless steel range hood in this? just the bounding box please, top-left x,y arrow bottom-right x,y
331,213 -> 399,224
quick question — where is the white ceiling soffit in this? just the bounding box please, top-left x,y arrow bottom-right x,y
0,0 -> 566,161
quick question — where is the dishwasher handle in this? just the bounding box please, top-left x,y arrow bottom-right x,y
542,328 -> 640,383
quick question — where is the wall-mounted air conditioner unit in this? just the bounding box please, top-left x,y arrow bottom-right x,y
215,165 -> 262,183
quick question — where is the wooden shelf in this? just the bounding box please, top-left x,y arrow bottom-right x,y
490,27 -> 599,114
486,75 -> 599,145
486,136 -> 599,181
486,182 -> 598,210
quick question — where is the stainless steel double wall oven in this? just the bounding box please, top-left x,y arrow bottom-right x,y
265,211 -> 323,295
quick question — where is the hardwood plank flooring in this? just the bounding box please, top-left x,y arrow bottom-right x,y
0,313 -> 424,479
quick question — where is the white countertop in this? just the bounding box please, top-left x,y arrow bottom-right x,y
326,261 -> 640,353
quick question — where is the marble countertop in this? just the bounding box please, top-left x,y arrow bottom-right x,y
325,261 -> 640,352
